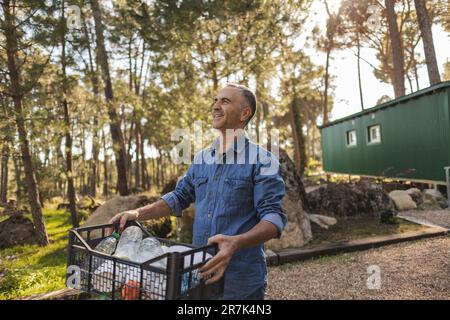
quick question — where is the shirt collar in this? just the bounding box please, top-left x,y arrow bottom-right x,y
210,130 -> 249,156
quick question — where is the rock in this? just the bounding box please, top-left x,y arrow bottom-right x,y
406,188 -> 423,206
84,195 -> 152,227
418,191 -> 448,210
307,181 -> 394,217
0,215 -> 38,249
83,195 -> 162,237
389,190 -> 417,211
266,149 -> 312,251
308,214 -> 337,230
424,189 -> 444,200
266,222 -> 305,251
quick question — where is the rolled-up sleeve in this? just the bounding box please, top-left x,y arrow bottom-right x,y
253,153 -> 287,237
161,164 -> 195,217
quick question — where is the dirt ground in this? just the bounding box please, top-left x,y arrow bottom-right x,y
266,235 -> 450,300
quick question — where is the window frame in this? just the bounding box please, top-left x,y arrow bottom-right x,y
346,129 -> 357,148
367,124 -> 382,145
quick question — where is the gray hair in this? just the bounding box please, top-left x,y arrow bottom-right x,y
226,83 -> 257,127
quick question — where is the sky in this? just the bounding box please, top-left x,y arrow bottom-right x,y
300,0 -> 450,122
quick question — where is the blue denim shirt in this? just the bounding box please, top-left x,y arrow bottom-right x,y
161,135 -> 287,299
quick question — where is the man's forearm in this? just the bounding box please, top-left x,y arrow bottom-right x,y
136,199 -> 172,221
234,220 -> 279,251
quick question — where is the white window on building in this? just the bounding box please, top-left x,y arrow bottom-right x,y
346,130 -> 357,147
368,125 -> 381,144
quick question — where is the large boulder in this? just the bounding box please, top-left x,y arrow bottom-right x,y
418,189 -> 448,210
266,149 -> 312,251
406,188 -> 423,206
84,195 -> 156,227
0,215 -> 38,249
83,195 -> 173,238
389,190 -> 417,211
307,181 -> 394,217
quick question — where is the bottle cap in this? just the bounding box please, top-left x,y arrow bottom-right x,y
111,231 -> 120,239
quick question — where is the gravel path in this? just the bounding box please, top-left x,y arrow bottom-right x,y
399,209 -> 450,229
266,236 -> 450,299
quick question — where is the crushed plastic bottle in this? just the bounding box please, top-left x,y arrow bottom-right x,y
94,232 -> 120,255
92,260 -> 125,293
136,237 -> 165,268
113,226 -> 143,261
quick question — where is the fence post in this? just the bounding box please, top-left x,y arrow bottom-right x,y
445,167 -> 450,209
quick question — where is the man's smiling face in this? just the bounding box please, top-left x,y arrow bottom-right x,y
211,86 -> 251,131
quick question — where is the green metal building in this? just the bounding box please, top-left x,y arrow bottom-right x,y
320,81 -> 450,186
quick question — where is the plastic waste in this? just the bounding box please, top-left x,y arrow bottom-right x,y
92,260 -> 125,293
113,226 -> 143,261
93,232 -> 120,255
135,237 -> 165,266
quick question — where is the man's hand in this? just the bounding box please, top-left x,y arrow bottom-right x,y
200,234 -> 240,285
108,209 -> 140,232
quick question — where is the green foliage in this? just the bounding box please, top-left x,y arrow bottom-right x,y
0,209 -> 71,299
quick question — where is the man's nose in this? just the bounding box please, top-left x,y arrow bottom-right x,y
212,101 -> 221,111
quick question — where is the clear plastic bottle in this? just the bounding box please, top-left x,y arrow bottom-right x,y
136,237 -> 165,267
113,226 -> 143,261
94,232 -> 120,255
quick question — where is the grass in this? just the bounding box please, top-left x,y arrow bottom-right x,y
0,209 -> 71,300
308,216 -> 428,246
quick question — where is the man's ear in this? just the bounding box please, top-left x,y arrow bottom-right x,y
240,106 -> 252,123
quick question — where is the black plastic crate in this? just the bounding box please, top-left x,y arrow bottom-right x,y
66,220 -> 224,300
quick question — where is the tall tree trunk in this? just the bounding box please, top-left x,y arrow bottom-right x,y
82,7 -> 100,197
356,32 -> 364,110
385,0 -> 406,97
262,101 -> 272,150
3,0 -> 49,245
102,129 -> 108,197
0,143 -> 9,204
13,154 -> 22,200
139,125 -> 148,190
91,0 -> 129,196
61,0 -> 78,227
289,96 -> 307,176
323,49 -> 331,124
134,122 -> 141,190
414,0 -> 441,85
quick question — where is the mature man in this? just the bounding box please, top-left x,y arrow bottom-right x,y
109,83 -> 287,300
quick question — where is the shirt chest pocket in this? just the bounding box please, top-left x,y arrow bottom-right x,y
223,178 -> 253,207
194,177 -> 208,202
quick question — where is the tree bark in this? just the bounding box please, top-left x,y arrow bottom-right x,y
81,7 -> 100,197
289,96 -> 307,177
13,154 -> 22,200
2,0 -> 49,246
414,0 -> 441,85
138,124 -> 148,190
356,32 -> 364,110
134,121 -> 140,191
323,49 -> 331,124
385,0 -> 406,97
61,0 -> 79,227
0,143 -> 9,204
102,129 -> 108,197
90,0 -> 129,196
